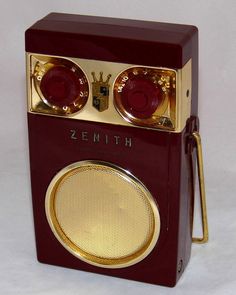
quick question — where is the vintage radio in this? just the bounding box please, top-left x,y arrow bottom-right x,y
25,13 -> 208,287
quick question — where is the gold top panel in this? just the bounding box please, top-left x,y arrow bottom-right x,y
26,53 -> 192,132
45,161 -> 160,268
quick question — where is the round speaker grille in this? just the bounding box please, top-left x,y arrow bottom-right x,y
45,161 -> 160,268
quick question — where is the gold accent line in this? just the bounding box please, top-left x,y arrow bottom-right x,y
192,132 -> 209,244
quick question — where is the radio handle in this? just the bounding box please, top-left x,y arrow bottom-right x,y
191,131 -> 209,244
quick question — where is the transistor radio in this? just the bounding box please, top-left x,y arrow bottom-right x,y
25,13 -> 208,287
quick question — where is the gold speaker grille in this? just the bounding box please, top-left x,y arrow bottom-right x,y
45,161 -> 160,268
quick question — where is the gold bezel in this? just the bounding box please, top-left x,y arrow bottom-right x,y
113,66 -> 176,128
45,160 -> 161,268
27,53 -> 192,133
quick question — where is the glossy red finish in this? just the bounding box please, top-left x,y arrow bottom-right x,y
25,13 -> 196,69
25,13 -> 198,116
26,13 -> 199,287
28,113 -> 193,287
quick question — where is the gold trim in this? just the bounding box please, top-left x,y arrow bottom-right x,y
45,160 -> 161,268
27,53 -> 192,133
192,132 -> 209,244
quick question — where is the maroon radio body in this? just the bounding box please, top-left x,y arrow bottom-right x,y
25,13 -> 199,287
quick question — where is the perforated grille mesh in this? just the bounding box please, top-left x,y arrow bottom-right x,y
47,162 -> 160,267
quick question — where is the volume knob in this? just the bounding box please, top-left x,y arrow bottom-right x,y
40,66 -> 81,107
34,60 -> 89,114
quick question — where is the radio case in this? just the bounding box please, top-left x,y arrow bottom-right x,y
25,13 -> 205,287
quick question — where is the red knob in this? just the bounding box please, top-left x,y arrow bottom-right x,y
120,77 -> 160,119
40,65 -> 87,109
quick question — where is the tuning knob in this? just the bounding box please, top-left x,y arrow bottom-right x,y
114,67 -> 169,126
119,76 -> 160,119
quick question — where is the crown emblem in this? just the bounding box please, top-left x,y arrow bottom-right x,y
91,72 -> 112,112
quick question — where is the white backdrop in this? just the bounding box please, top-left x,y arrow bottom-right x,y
0,0 -> 236,294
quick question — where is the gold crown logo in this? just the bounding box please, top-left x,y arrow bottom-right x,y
91,72 -> 112,84
91,72 -> 112,112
